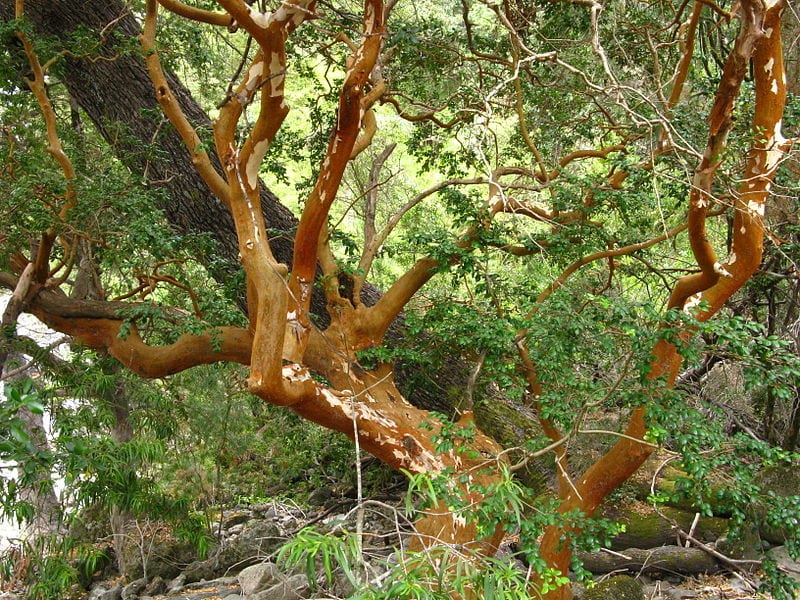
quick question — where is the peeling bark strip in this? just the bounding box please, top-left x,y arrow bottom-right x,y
289,0 -> 385,325
536,2 -> 790,598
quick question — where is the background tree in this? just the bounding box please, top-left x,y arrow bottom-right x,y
1,1 -> 797,599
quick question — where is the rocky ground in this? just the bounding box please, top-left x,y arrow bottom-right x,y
2,469 -> 798,600
77,567 -> 777,600
38,496 -> 796,600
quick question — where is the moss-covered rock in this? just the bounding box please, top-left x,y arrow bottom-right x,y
583,575 -> 643,600
753,465 -> 800,544
754,465 -> 800,498
768,546 -> 800,584
715,520 -> 765,561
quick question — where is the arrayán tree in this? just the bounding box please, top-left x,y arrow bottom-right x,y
1,0 -> 794,598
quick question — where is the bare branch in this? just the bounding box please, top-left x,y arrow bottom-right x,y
14,7 -> 78,283
140,0 -> 232,206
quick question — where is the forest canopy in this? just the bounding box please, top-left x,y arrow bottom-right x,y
0,0 -> 799,599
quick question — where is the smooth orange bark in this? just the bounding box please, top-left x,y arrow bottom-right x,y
535,2 -> 788,597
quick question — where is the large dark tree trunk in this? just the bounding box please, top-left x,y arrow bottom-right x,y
0,1 -> 550,463
2,0 -> 302,313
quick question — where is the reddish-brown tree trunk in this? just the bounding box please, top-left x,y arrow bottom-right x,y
536,2 -> 789,597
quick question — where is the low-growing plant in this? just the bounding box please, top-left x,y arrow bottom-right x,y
278,525 -> 363,591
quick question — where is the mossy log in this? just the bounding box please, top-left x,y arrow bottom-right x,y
474,397 -> 553,494
578,545 -> 720,576
600,505 -> 728,550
